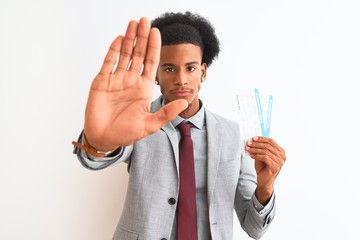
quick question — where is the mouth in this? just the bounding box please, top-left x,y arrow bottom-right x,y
171,89 -> 192,97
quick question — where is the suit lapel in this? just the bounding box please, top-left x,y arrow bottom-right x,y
205,110 -> 223,205
161,123 -> 179,175
151,96 -> 180,176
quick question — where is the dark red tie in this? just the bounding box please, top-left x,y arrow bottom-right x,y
177,122 -> 197,240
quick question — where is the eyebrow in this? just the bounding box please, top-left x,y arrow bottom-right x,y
160,61 -> 200,68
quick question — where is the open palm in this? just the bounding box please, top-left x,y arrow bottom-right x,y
83,18 -> 187,151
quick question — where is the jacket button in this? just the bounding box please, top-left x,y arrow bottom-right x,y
168,198 -> 176,205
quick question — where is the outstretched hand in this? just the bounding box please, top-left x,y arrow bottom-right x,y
84,17 -> 188,151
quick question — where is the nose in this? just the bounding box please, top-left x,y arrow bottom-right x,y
174,71 -> 188,86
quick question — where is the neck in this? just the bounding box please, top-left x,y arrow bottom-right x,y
179,99 -> 201,118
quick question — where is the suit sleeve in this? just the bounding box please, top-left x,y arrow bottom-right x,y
234,153 -> 276,239
72,131 -> 133,170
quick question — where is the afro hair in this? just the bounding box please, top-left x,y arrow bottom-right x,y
151,11 -> 220,67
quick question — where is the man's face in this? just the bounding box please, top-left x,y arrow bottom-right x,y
156,43 -> 207,118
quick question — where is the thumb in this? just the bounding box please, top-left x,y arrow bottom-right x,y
146,99 -> 188,133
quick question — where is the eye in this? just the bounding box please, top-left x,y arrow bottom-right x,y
187,66 -> 196,72
164,68 -> 175,73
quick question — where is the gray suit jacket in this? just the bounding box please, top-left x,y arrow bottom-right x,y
75,96 -> 275,240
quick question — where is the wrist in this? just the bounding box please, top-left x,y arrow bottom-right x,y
255,186 -> 273,205
72,132 -> 118,157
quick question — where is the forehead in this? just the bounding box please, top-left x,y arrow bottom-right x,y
159,43 -> 202,64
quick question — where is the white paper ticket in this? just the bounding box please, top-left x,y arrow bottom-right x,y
236,88 -> 273,156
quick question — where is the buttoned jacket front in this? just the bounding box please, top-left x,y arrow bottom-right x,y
76,96 -> 275,240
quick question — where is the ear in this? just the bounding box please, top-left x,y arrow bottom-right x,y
201,63 -> 207,82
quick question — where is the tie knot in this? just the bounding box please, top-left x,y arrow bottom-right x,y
177,122 -> 192,137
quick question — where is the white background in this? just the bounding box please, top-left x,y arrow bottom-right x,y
1,0 -> 359,239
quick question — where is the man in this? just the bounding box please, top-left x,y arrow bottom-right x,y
73,11 -> 286,240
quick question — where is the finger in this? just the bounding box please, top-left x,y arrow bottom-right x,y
116,20 -> 138,72
99,35 -> 123,75
252,136 -> 282,150
251,136 -> 286,158
145,99 -> 188,133
128,17 -> 151,73
246,145 -> 277,160
252,153 -> 285,173
247,140 -> 280,157
142,27 -> 161,81
247,143 -> 286,164
246,140 -> 283,165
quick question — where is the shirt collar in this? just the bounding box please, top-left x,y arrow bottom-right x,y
161,98 -> 205,129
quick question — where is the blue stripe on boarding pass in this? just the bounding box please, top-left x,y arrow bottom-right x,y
254,88 -> 273,137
